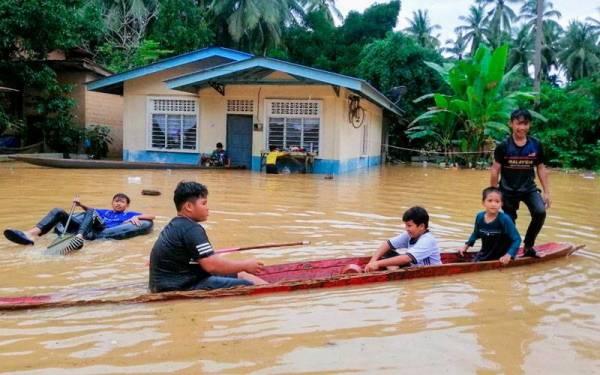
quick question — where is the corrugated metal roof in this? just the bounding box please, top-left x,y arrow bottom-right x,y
86,47 -> 253,94
165,57 -> 402,116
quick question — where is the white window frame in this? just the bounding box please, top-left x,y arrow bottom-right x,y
146,96 -> 199,153
264,99 -> 323,155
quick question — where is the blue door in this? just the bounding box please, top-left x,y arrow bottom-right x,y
226,114 -> 253,169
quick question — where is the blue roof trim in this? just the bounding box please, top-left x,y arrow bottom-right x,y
165,57 -> 402,116
87,47 -> 253,93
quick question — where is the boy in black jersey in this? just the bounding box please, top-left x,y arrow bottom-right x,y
490,109 -> 551,257
149,181 -> 266,293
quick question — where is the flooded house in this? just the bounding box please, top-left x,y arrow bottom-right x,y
87,47 -> 401,174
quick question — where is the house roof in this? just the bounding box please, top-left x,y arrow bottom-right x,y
165,57 -> 402,116
86,47 -> 253,95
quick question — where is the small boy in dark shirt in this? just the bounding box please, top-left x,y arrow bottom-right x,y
149,181 -> 266,293
460,187 -> 522,264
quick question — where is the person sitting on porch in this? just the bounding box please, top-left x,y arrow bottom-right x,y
210,142 -> 230,167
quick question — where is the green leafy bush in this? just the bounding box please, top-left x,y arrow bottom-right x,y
534,83 -> 600,170
84,125 -> 112,160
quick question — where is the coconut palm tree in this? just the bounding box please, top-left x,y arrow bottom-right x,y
508,25 -> 533,77
303,0 -> 342,23
558,21 -> 600,81
519,0 -> 562,89
586,8 -> 600,43
540,21 -> 563,81
444,32 -> 469,60
477,0 -> 519,47
404,9 -> 442,50
519,0 -> 561,32
210,0 -> 304,54
455,5 -> 489,55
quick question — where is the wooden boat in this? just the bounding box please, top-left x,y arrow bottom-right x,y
0,142 -> 43,155
8,154 -> 245,170
0,242 -> 581,311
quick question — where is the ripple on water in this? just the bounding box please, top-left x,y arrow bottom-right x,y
0,163 -> 598,373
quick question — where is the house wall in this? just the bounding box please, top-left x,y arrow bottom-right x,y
85,73 -> 124,158
57,71 -> 125,158
119,64 -> 385,173
196,84 -> 340,169
320,88 -> 383,174
122,58 -> 231,163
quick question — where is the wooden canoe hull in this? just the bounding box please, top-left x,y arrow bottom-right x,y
8,155 -> 245,170
0,242 -> 580,311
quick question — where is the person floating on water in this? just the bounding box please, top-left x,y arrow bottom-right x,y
460,187 -> 521,264
210,142 -> 230,167
364,206 -> 441,272
491,109 -> 551,257
3,193 -> 155,250
148,181 -> 267,293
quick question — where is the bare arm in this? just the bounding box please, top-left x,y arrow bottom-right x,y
490,161 -> 501,187
365,241 -> 411,272
199,255 -> 263,275
369,241 -> 392,263
537,163 -> 551,208
127,213 -> 155,226
73,197 -> 90,211
372,254 -> 412,269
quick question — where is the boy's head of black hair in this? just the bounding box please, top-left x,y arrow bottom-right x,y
482,186 -> 502,201
174,181 -> 208,211
402,206 -> 429,228
216,142 -> 223,149
510,108 -> 532,123
112,193 -> 130,204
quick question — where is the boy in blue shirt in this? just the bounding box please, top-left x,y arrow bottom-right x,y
459,187 -> 521,264
365,206 -> 441,272
4,193 -> 155,250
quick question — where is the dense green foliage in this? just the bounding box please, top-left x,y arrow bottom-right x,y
283,1 -> 401,75
0,0 -> 598,168
533,79 -> 600,169
147,0 -> 214,55
409,44 -> 542,165
356,32 -> 445,149
0,0 -> 101,154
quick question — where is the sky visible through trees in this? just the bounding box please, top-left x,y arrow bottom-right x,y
338,0 -> 598,43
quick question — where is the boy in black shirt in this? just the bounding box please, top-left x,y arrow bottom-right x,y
491,109 -> 551,257
149,181 -> 266,293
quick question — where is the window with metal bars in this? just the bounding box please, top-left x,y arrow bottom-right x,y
148,98 -> 197,151
267,100 -> 320,154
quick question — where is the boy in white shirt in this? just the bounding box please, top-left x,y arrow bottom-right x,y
365,206 -> 441,272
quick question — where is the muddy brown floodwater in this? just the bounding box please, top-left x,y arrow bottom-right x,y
0,162 -> 598,374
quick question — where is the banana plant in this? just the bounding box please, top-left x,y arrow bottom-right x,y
409,44 -> 546,165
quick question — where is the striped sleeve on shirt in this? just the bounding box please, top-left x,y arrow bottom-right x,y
195,242 -> 214,258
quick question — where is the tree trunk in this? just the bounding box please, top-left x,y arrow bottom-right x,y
533,0 -> 544,101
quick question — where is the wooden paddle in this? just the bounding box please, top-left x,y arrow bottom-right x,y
146,240 -> 310,266
215,240 -> 310,254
